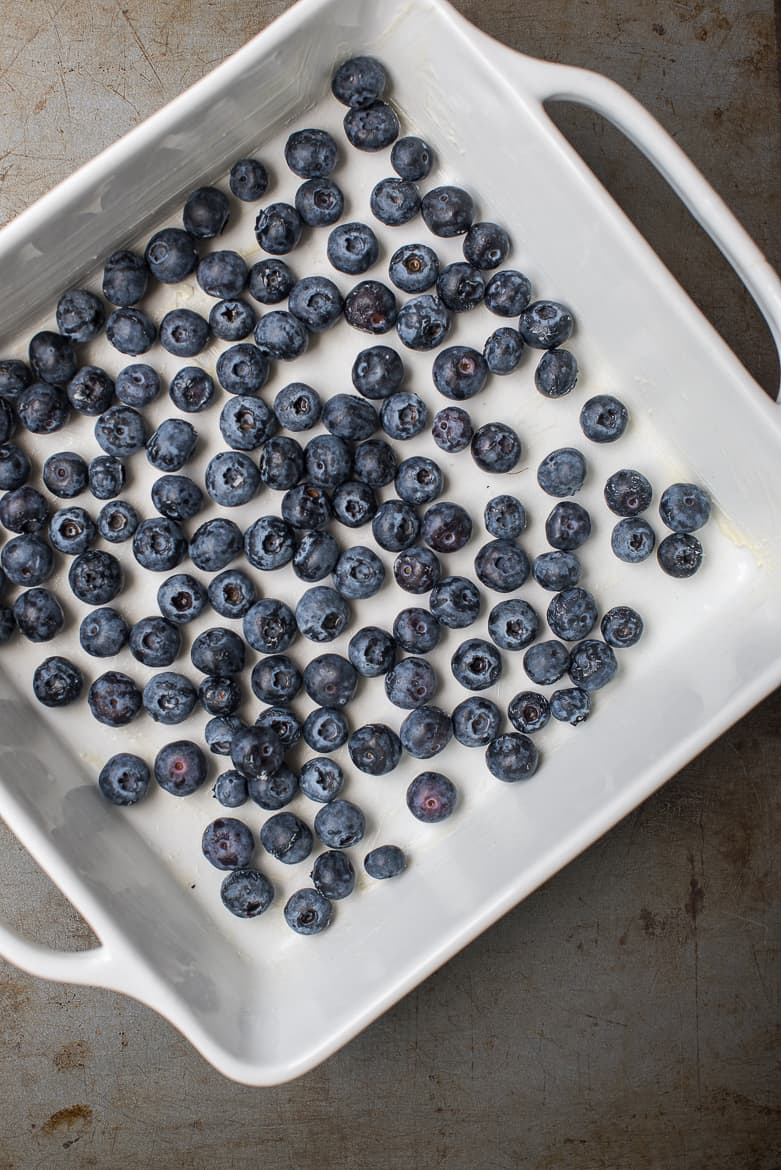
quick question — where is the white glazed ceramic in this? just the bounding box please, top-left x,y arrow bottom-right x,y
1,0 -> 780,1086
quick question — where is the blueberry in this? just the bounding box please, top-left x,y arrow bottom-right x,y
65,367 -> 115,419
611,517 -> 655,563
205,715 -> 246,755
17,383 -> 70,434
12,587 -> 62,640
146,418 -> 198,472
551,686 -> 592,726
351,345 -> 404,399
347,626 -> 396,676
202,818 -> 254,871
474,540 -> 530,592
88,671 -> 142,726
69,549 -> 122,604
284,888 -> 332,934
436,262 -> 485,313
159,308 -> 210,358
385,656 -> 437,709
249,258 -> 296,305
208,569 -> 256,619
421,501 -> 472,554
421,186 -> 474,237
295,586 -> 351,644
303,653 -> 358,708
221,869 -> 274,918
604,469 -> 652,517
28,330 -> 77,384
519,301 -> 574,349
261,813 -> 314,864
332,481 -> 377,528
314,799 -> 365,849
311,851 -> 355,900
154,740 -> 208,796
533,550 -> 581,590
579,394 -> 628,441
485,733 -> 539,782
391,135 -> 432,180
0,359 -> 31,400
115,363 -> 161,408
132,518 -> 187,572
0,445 -> 31,491
144,673 -> 198,724
380,391 -> 428,441
48,507 -> 96,556
545,501 -> 592,551
333,545 -> 384,598
462,221 -> 510,269
0,485 -> 49,533
106,307 -> 157,355
484,269 -> 532,317
343,100 -> 399,151
244,516 -> 295,571
364,845 -> 407,879
157,573 -> 208,624
0,399 -> 15,445
484,495 -> 526,540
659,483 -> 710,532
129,616 -> 181,667
395,456 -> 442,506
303,707 -> 349,753
273,383 -> 321,433
285,128 -> 338,178
388,244 -> 438,296
535,349 -> 579,398
431,405 -> 472,453
396,293 -> 450,351
98,753 -> 150,805
601,605 -> 644,648
259,439 -> 303,493
199,675 -> 242,716
332,55 -> 386,107
229,157 -> 268,201
43,452 -> 87,499
248,767 -> 299,811
281,483 -> 333,531
32,656 -> 83,707
295,177 -> 345,227
2,534 -> 54,586
394,545 -> 441,595
254,202 -> 303,254
484,327 -> 524,375
568,639 -> 618,690
220,395 -> 277,450
190,627 -> 246,675
230,725 -> 284,782
204,450 -> 260,507
406,771 -> 457,821
657,532 -> 704,577
254,311 -> 309,361
508,690 -> 550,734
451,637 -> 502,691
102,249 -> 149,306
151,474 -> 203,522
167,367 -> 215,415
372,499 -> 419,551
523,640 -> 571,685
537,448 -> 587,498
322,394 -> 379,441
209,298 -> 256,342
189,518 -> 242,571
344,280 -> 398,334
370,177 -> 420,226
487,598 -> 539,650
79,607 -> 128,657
196,250 -> 248,300
546,587 -> 598,641
243,598 -> 297,653
56,288 -> 105,344
299,757 -> 344,803
393,607 -> 440,653
306,433 -> 352,487
183,186 -> 229,238
353,438 -> 397,485
288,276 -> 344,333
251,654 -> 302,705
94,404 -> 147,458
348,724 -> 402,776
429,576 -> 481,629
432,346 -> 488,400
452,696 -> 501,747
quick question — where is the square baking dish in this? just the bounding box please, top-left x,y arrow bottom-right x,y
1,0 -> 780,1086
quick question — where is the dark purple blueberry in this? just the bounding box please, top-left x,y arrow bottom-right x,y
248,766 -> 299,812
580,394 -> 628,442
537,448 -> 587,498
436,262 -> 485,312
200,676 -> 243,717
244,516 -> 296,571
56,288 -> 105,344
353,438 -> 397,486
115,363 -> 160,408
421,186 -> 474,237
94,404 -> 147,457
332,545 -> 384,598
303,707 -> 349,753
105,308 -> 157,356
388,242 -> 439,293
604,469 -> 653,517
659,483 -> 711,533
284,888 -> 332,934
657,532 -> 704,578
79,607 -> 129,657
568,639 -> 618,691
535,349 -> 579,398
0,359 -> 31,400
249,258 -> 296,305
285,128 -> 338,178
370,177 -> 420,226
168,366 -> 215,414
523,640 -> 571,686
28,330 -> 77,385
295,177 -> 344,227
391,135 -> 433,181
2,534 -> 54,586
550,687 -> 591,725
393,606 -> 440,653
229,157 -> 268,201
322,394 -> 379,441
88,671 -> 141,727
0,485 -> 49,534
344,280 -> 398,334
209,298 -> 256,342
231,725 -> 284,782
474,540 -> 530,592
132,517 -> 187,573
303,653 -> 358,709
484,269 -> 532,317
196,250 -> 248,299
364,845 -> 407,879
508,691 -> 550,734
102,249 -> 149,306
406,771 -> 457,822
519,300 -> 574,349
254,202 -> 303,255
98,753 -> 150,805
151,474 -> 203,522
487,598 -> 539,651
17,383 -> 70,434
314,799 -> 365,848
401,705 -> 456,759
154,741 -> 208,796
432,346 -> 487,400
221,869 -> 274,919
395,455 -> 442,505
202,817 -> 255,870
215,344 -> 270,397
243,598 -> 297,654
0,444 -> 30,491
385,656 -> 437,710
295,586 -> 350,643
157,572 -> 208,624
190,627 -> 246,675
12,587 -> 62,640
421,501 -> 472,553
143,673 -> 198,725
431,405 -> 472,453
129,616 -> 181,667
32,656 -> 83,707
311,851 -> 355,900
462,221 -> 510,269
183,186 -> 230,238
69,549 -> 123,604
452,696 -> 501,748
545,501 -> 592,551
429,575 -> 481,629
601,606 -> 644,648
288,276 -> 344,333
351,345 -> 405,400
347,724 -> 402,775
261,813 -> 313,864
250,654 -> 302,706
146,418 -> 198,472
485,733 -> 539,782
484,327 -> 524,375
380,391 -> 428,441
43,452 -> 88,499
189,518 -> 243,572
347,626 -> 396,677
254,310 -> 309,361
393,546 -> 441,594
451,637 -> 502,691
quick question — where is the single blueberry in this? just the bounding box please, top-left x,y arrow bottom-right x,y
132,517 -> 187,572
537,448 -> 587,497
429,576 -> 481,629
395,455 -> 442,505
364,845 -> 407,879
463,221 -> 510,269
98,753 -> 150,805
451,637 -> 502,691
299,758 -> 344,803
421,186 -> 474,237
106,308 -> 157,355
406,771 -> 457,821
292,529 -> 340,582
431,405 -> 472,453
248,766 -> 299,812
281,482 -> 333,531
311,851 -> 355,900
244,515 -> 296,571
484,327 -> 524,375
196,250 -> 248,299
202,818 -> 254,871
331,55 -> 386,108
230,725 -> 284,782
380,391 -> 428,441
372,499 -> 419,551
168,366 -> 215,414
205,715 -> 246,755
314,799 -> 365,848
385,656 -> 437,709
391,135 -> 433,180
568,639 -> 618,691
88,671 -> 142,727
0,358 -> 31,400
56,288 -> 105,344
129,616 -> 181,667
0,444 -> 31,491
343,101 -> 399,151
508,690 -> 551,734
580,393 -> 629,441
393,607 -> 440,653
533,550 -> 581,590
254,202 -> 304,254
68,549 -> 122,604
79,607 -> 129,657
303,653 -> 358,708
250,654 -> 302,705
452,696 -> 501,747
189,518 -> 243,571
49,507 -> 96,556
17,383 -> 70,434
274,382 -> 321,432
659,483 -> 710,533
204,450 -> 260,507
151,474 -> 203,522
484,495 -> 526,539
551,686 -> 592,726
535,349 -> 579,398
332,481 -> 377,528
65,368 -> 114,419
519,301 -> 574,349
115,363 -> 160,408
436,262 -> 485,312
200,675 -> 243,717
229,157 -> 268,201
221,869 -> 274,919
484,269 -> 532,317
523,640 -> 571,686
190,627 -> 246,675
474,540 -> 530,592
284,888 -> 332,934
370,177 -> 420,226
43,452 -> 88,499
2,534 -> 54,586
396,293 -> 450,351
657,532 -> 704,578
347,626 -> 396,677
285,127 -> 338,178
157,572 -> 208,624
394,545 -> 441,594
485,733 -> 539,782
208,569 -> 256,620
333,545 -> 384,598
303,707 -> 349,753
32,656 -> 83,707
488,598 -> 539,651
305,433 -> 352,487
295,586 -> 350,643
220,395 -> 277,451
322,393 -> 379,441
102,249 -> 149,306
546,587 -> 598,641
421,501 -> 472,553
388,243 -> 439,293
545,501 -> 592,551
28,331 -> 77,384
13,588 -> 63,640
94,404 -> 147,457
183,186 -> 229,239
601,605 -> 644,648
295,177 -> 344,227
255,707 -> 302,752
351,345 -> 404,399
0,485 -> 49,534
209,298 -> 256,342
288,276 -> 344,333
353,438 -> 397,485
144,673 -> 198,725
611,517 -> 655,563
248,258 -> 296,305
159,308 -> 210,357
604,469 -> 653,517
146,418 -> 198,472
348,724 -> 402,776
154,741 -> 208,796
254,311 -> 309,361
344,280 -> 398,334
243,598 -> 297,653
433,346 -> 488,400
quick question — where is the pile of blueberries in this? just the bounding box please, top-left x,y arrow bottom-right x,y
0,55 -> 710,934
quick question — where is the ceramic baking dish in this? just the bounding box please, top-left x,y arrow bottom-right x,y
1,0 -> 780,1086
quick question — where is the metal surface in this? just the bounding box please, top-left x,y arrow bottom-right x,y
0,0 -> 779,1164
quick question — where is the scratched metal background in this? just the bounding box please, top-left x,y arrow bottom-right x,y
0,2 -> 779,1167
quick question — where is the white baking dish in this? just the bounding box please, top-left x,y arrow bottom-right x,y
1,0 -> 780,1086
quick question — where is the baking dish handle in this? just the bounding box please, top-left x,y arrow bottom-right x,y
0,918 -> 121,989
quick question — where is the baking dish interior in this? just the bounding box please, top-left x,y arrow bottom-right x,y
1,0 -> 781,1080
